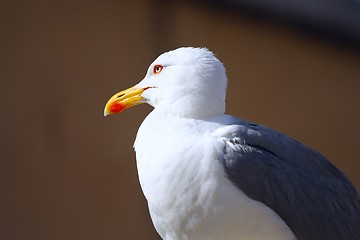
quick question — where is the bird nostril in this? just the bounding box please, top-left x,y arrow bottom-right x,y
117,94 -> 125,99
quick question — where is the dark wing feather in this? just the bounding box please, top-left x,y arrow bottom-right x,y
222,122 -> 360,240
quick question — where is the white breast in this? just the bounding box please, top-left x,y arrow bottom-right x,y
134,111 -> 296,240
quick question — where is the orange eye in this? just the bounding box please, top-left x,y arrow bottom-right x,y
153,64 -> 163,74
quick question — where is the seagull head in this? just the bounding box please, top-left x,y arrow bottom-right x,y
104,47 -> 227,118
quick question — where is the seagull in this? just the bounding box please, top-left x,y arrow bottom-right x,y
104,47 -> 360,240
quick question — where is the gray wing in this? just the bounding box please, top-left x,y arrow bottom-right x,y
222,121 -> 360,240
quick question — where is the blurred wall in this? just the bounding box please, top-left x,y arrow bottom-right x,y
1,1 -> 359,240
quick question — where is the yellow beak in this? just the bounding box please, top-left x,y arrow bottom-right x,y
104,86 -> 147,116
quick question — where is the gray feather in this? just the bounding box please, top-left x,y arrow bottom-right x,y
222,121 -> 360,240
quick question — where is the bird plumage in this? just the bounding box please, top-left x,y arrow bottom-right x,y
134,112 -> 297,240
221,119 -> 360,239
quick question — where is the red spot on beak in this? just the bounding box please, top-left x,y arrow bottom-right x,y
109,102 -> 125,113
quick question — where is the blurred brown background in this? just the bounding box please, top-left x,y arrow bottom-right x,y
1,0 -> 359,239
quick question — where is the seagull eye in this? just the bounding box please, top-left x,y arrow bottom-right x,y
153,65 -> 163,74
